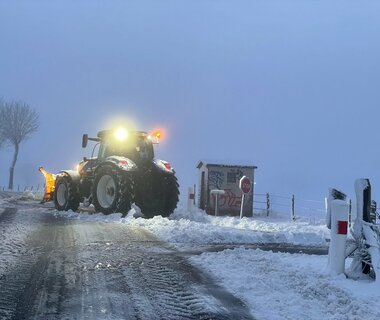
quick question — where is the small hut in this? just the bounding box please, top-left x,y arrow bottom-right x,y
196,161 -> 257,216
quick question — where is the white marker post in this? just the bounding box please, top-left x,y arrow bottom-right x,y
210,189 -> 225,216
188,187 -> 195,213
328,199 -> 349,275
239,176 -> 252,219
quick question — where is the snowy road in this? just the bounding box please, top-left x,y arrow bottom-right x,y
2,197 -> 378,320
0,204 -> 253,320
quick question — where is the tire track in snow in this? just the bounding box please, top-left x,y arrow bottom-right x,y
0,207 -> 41,277
0,207 -> 17,223
0,206 -> 254,320
0,207 -> 44,319
71,223 -> 253,320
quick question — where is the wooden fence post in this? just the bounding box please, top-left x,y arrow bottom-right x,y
348,198 -> 352,227
291,194 -> 295,221
266,193 -> 270,216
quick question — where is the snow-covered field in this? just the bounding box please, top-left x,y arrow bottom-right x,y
1,193 -> 379,319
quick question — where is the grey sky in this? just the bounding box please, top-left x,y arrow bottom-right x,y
1,0 -> 380,201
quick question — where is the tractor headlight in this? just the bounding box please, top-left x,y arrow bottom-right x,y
114,128 -> 129,141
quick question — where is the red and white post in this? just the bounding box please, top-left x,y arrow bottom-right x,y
188,187 -> 195,213
328,199 -> 349,275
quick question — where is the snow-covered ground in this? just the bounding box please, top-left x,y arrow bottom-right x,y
45,204 -> 330,249
56,205 -> 380,319
1,195 -> 379,319
191,248 -> 380,320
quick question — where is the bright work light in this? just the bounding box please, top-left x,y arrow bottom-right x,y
114,127 -> 128,140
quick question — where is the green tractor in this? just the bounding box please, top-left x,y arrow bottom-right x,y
43,128 -> 179,218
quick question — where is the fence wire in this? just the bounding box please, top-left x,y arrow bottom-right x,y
253,192 -> 328,220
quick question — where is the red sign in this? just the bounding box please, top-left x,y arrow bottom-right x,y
337,220 -> 348,235
239,176 -> 252,194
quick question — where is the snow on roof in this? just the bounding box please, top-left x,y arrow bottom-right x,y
196,159 -> 257,169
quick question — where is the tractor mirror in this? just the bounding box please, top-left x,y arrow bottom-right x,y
82,134 -> 88,148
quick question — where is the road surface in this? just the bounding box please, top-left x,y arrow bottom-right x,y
0,201 -> 254,320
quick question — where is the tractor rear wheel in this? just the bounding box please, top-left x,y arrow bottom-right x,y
139,173 -> 179,218
54,175 -> 80,211
93,166 -> 133,216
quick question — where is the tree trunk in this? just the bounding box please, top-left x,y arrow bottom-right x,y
8,143 -> 19,190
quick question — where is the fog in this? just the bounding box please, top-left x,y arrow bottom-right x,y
1,0 -> 380,201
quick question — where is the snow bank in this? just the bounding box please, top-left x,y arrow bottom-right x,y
0,191 -> 37,205
191,248 -> 380,320
50,205 -> 330,248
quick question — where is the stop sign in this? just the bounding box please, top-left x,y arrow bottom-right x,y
239,176 -> 252,194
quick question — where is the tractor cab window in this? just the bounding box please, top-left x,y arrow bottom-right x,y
99,135 -> 154,162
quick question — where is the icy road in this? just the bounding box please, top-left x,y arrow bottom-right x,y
2,196 -> 380,320
0,202 -> 253,320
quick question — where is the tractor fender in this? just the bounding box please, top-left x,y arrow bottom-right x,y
153,159 -> 175,174
95,156 -> 138,174
59,170 -> 81,184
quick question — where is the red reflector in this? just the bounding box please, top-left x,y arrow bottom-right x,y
119,161 -> 128,165
164,163 -> 171,169
337,220 -> 348,235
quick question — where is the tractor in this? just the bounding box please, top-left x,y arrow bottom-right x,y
40,128 -> 179,218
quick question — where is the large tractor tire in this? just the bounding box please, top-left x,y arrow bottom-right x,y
139,173 -> 179,218
93,166 -> 133,216
54,175 -> 80,211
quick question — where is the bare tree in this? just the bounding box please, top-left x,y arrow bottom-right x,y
0,99 -> 5,148
0,101 -> 39,190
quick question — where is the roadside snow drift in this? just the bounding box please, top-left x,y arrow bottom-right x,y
50,206 -> 330,248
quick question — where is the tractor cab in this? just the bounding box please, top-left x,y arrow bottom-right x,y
97,129 -> 155,164
81,128 -> 160,170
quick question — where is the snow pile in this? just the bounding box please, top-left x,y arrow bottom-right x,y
131,208 -> 329,247
0,191 -> 36,205
191,248 -> 380,320
50,205 -> 329,248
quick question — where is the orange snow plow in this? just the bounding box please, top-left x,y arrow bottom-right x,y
39,167 -> 56,202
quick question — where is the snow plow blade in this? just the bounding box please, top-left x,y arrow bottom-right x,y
39,167 -> 56,203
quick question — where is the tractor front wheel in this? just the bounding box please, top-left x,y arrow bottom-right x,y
93,166 -> 133,216
54,175 -> 80,211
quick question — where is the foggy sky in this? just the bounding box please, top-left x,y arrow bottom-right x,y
1,0 -> 380,201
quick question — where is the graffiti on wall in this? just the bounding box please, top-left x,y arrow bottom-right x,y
207,166 -> 254,215
211,189 -> 242,208
209,170 -> 224,190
